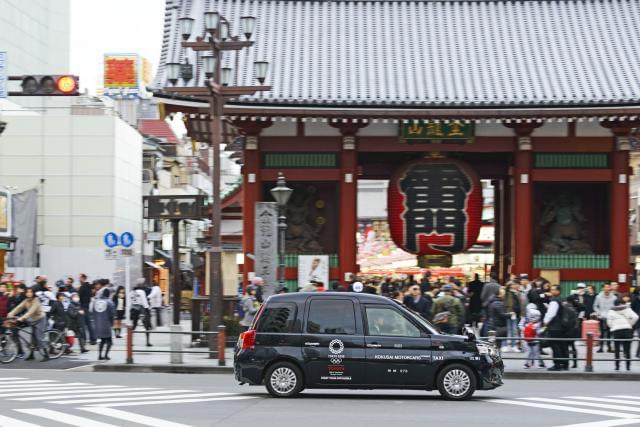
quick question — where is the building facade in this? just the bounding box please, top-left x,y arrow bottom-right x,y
153,0 -> 640,294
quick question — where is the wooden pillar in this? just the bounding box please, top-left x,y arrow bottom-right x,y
611,144 -> 630,289
331,121 -> 367,284
237,120 -> 272,287
505,123 -> 541,279
600,121 -> 636,293
492,179 -> 503,282
502,177 -> 512,282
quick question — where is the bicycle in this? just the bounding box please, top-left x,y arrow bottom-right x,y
0,319 -> 67,363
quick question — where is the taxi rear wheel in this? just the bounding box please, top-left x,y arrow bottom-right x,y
265,362 -> 304,398
436,364 -> 476,400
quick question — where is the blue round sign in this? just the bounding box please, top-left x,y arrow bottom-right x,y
120,232 -> 134,248
103,232 -> 118,248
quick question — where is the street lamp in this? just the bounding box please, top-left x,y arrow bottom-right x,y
270,173 -> 293,290
164,10 -> 271,360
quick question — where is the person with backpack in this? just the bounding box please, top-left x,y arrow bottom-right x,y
431,284 -> 464,335
523,307 -> 544,369
542,285 -> 569,371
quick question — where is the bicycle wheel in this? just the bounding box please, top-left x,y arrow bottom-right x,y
0,334 -> 18,363
47,330 -> 68,359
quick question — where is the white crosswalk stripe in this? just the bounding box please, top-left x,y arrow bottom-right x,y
5,386 -> 128,397
0,414 -> 42,427
12,388 -> 160,401
49,389 -> 196,404
90,395 -> 258,408
610,395 -> 640,401
15,408 -> 120,427
0,377 -> 27,381
0,380 -> 58,386
485,399 -> 640,419
521,398 -> 640,414
80,407 -> 193,427
0,383 -> 92,392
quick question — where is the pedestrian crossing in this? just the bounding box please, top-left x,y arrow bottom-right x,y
0,376 -> 258,427
486,395 -> 640,427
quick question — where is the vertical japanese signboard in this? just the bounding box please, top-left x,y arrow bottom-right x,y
254,202 -> 278,296
0,52 -> 7,98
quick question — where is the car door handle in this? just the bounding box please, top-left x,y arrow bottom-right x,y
304,342 -> 320,347
366,343 -> 382,348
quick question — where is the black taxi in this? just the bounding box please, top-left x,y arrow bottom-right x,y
234,292 -> 503,400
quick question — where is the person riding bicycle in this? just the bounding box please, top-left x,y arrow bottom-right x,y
7,287 -> 49,361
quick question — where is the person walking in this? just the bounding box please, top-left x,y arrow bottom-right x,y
503,282 -> 522,352
487,288 -> 510,350
148,282 -> 163,327
431,284 -> 464,335
523,308 -> 544,369
606,296 -> 638,371
78,274 -> 96,345
66,293 -> 88,354
112,286 -> 126,338
542,285 -> 569,371
240,286 -> 260,332
7,287 -> 49,361
566,293 -> 585,368
404,285 -> 433,320
594,283 -> 617,353
467,274 -> 484,330
130,279 -> 153,347
92,288 -> 115,361
631,288 -> 640,358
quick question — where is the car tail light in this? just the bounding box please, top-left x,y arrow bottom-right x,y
240,329 -> 256,350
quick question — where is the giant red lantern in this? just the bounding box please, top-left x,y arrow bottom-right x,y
388,158 -> 483,256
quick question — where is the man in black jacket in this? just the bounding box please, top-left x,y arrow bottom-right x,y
403,285 -> 432,320
543,285 -> 569,371
77,274 -> 96,345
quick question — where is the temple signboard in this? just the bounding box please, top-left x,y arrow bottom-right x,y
254,202 -> 278,296
400,120 -> 474,144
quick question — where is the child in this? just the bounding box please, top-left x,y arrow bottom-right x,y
523,309 -> 545,369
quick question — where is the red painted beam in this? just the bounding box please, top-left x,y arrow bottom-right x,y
531,169 -> 613,182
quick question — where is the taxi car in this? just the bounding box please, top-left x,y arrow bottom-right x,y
234,292 -> 503,400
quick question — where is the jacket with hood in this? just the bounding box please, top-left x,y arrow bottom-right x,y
606,304 -> 639,332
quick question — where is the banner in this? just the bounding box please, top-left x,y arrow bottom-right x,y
8,189 -> 38,267
254,202 -> 278,296
298,255 -> 329,287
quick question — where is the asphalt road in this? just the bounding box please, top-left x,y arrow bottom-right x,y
0,371 -> 639,427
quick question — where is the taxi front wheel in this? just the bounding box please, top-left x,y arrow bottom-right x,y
265,362 -> 304,398
436,364 -> 477,400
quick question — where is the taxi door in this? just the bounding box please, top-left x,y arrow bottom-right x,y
362,304 -> 432,386
301,297 -> 366,386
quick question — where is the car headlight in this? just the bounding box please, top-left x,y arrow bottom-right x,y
476,343 -> 499,358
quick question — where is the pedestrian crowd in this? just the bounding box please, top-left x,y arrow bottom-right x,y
0,272 -> 165,361
236,273 -> 640,371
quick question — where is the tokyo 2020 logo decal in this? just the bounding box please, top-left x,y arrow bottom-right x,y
329,339 -> 344,355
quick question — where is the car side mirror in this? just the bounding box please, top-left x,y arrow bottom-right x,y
463,326 -> 476,342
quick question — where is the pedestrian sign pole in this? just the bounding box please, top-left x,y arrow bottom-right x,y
103,231 -> 135,327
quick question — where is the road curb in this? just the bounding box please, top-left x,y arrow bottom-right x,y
90,363 -> 640,380
91,363 -> 234,374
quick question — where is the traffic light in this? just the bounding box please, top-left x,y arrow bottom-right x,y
9,75 -> 79,96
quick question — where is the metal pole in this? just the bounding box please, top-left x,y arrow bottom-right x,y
126,325 -> 134,364
217,324 -> 226,366
207,26 -> 224,355
172,219 -> 181,325
125,256 -> 131,326
278,206 -> 286,288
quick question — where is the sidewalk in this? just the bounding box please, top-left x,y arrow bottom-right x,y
71,325 -> 640,380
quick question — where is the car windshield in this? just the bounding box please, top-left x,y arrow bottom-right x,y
392,301 -> 438,334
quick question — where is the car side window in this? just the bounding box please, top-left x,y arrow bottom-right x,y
255,303 -> 297,333
366,306 -> 421,337
306,299 -> 356,335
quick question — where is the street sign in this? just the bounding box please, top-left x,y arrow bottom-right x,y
104,248 -> 118,260
103,232 -> 118,248
143,195 -> 208,220
0,52 -> 6,98
120,248 -> 134,257
120,232 -> 134,248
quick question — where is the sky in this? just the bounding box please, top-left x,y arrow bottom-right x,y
69,0 -> 166,95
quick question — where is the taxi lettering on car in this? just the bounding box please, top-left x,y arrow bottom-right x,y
234,292 -> 503,400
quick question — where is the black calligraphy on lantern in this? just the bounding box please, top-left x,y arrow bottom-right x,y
399,163 -> 472,253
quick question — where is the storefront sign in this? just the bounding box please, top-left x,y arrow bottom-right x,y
400,120 -> 474,144
388,158 -> 482,256
254,202 -> 278,295
0,190 -> 11,237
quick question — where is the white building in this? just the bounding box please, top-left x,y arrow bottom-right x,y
0,0 -> 70,75
0,96 -> 143,282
